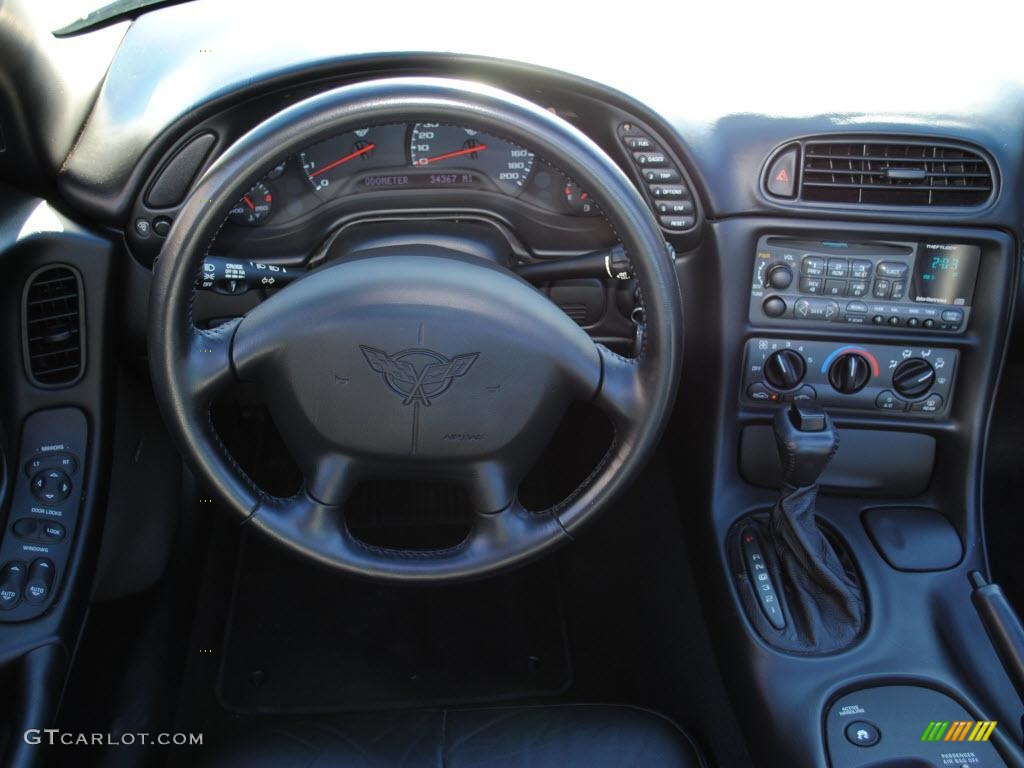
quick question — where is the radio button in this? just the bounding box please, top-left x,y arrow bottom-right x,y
762,296 -> 787,317
941,309 -> 964,324
848,281 -> 869,297
923,318 -> 936,329
824,279 -> 847,297
799,277 -> 823,294
906,317 -> 920,328
876,261 -> 909,279
846,301 -> 868,314
802,256 -> 826,277
794,298 -> 840,320
850,259 -> 873,279
872,315 -> 885,325
872,279 -> 892,298
826,259 -> 849,278
890,280 -> 907,300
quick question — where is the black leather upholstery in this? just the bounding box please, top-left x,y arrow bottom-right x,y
195,704 -> 704,767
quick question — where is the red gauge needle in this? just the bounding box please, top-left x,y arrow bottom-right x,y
309,143 -> 377,178
418,144 -> 488,165
242,195 -> 255,210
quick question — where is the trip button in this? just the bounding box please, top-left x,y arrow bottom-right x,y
845,721 -> 881,748
643,167 -> 680,183
659,215 -> 694,230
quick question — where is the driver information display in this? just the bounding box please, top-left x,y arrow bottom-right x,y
912,243 -> 980,306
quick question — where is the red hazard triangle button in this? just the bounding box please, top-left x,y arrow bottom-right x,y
766,147 -> 798,198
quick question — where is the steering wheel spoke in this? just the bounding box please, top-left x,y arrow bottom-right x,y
305,451 -> 361,507
187,319 -> 240,403
592,343 -> 646,428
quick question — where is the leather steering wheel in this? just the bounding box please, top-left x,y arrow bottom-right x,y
149,77 -> 682,582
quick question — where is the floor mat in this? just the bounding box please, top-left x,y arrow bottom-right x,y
217,532 -> 571,714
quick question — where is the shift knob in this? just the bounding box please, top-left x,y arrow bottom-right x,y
773,401 -> 839,488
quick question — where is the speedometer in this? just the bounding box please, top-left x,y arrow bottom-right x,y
409,124 -> 535,194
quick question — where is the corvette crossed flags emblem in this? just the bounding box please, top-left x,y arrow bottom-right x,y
360,345 -> 479,406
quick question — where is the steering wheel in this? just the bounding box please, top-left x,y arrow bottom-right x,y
149,78 -> 682,582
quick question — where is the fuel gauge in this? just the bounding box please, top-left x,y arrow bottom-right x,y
563,181 -> 600,216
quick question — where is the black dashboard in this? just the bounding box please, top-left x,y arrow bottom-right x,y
1,1 -> 1024,766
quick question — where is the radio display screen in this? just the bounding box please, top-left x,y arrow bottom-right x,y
912,244 -> 980,306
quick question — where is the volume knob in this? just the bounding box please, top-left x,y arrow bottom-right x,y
764,263 -> 794,290
892,358 -> 935,398
763,349 -> 806,390
828,353 -> 871,394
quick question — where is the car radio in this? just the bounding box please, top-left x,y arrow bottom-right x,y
748,236 -> 980,333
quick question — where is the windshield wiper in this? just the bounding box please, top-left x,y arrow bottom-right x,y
53,0 -> 196,37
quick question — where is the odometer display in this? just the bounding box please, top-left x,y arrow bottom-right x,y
409,124 -> 534,194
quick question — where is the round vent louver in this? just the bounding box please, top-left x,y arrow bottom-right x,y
22,265 -> 85,387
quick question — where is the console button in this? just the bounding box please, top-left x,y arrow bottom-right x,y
876,261 -> 909,279
850,259 -> 872,279
876,390 -> 908,411
747,383 -> 780,403
0,562 -> 27,611
656,199 -> 693,215
25,452 -> 78,476
890,280 -> 906,300
621,134 -> 655,150
762,296 -> 787,318
799,277 -> 823,294
826,258 -> 849,278
633,151 -> 667,166
23,559 -> 55,605
643,167 -> 679,183
740,528 -> 786,629
12,518 -> 41,540
801,256 -> 826,277
31,469 -> 72,505
649,184 -> 688,199
910,393 -> 944,413
872,279 -> 891,298
845,721 -> 881,748
941,309 -> 964,324
794,298 -> 840,321
824,279 -> 847,297
659,215 -> 694,230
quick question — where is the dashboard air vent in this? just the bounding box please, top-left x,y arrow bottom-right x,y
23,266 -> 84,387
800,140 -> 994,207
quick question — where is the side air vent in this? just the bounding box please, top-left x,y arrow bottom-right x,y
23,266 -> 85,387
766,138 -> 996,208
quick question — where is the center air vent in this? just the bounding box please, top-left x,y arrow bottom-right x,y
23,266 -> 84,387
766,138 -> 995,208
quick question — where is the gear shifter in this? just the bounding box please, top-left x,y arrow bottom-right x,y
734,401 -> 866,652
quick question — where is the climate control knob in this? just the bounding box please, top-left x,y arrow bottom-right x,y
763,349 -> 806,390
828,353 -> 871,394
764,263 -> 794,290
892,358 -> 936,398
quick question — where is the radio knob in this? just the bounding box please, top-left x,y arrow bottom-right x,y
892,358 -> 936,398
763,349 -> 806,390
762,295 -> 787,318
828,353 -> 871,394
764,263 -> 794,290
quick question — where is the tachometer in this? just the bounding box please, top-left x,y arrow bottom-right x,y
409,124 -> 535,194
299,124 -> 406,193
227,181 -> 273,226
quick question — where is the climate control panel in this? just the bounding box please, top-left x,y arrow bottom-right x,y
741,338 -> 957,417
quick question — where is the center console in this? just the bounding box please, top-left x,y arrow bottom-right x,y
680,216 -> 1022,767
